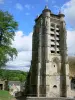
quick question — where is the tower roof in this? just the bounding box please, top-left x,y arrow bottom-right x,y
58,9 -> 65,17
42,5 -> 51,13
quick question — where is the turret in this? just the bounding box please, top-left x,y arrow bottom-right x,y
41,6 -> 51,61
42,5 -> 51,19
58,10 -> 65,22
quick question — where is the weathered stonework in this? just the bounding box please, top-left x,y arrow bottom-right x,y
0,79 -> 8,90
26,97 -> 75,100
25,6 -> 75,99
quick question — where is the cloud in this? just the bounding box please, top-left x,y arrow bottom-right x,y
45,0 -> 55,4
25,4 -> 34,10
45,0 -> 48,3
5,65 -> 30,72
7,31 -> 32,72
12,31 -> 32,51
61,0 -> 75,55
53,5 -> 60,13
6,29 -> 75,71
16,3 -> 23,10
25,12 -> 30,15
24,4 -> 34,15
25,4 -> 30,10
53,5 -> 59,9
61,0 -> 75,28
67,30 -> 75,55
52,0 -> 56,4
0,0 -> 4,4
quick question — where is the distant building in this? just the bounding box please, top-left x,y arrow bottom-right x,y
0,79 -> 8,90
8,81 -> 25,97
25,6 -> 75,98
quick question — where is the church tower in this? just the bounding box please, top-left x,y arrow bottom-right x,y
29,6 -> 70,97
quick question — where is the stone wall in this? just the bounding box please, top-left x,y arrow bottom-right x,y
26,97 -> 75,100
0,79 -> 8,90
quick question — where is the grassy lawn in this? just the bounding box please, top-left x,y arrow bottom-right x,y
0,90 -> 16,100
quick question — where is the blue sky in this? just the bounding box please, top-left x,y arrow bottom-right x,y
0,0 -> 75,71
0,0 -> 70,34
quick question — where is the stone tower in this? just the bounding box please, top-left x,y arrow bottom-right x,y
27,6 -> 71,98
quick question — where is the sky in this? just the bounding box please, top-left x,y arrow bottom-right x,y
0,0 -> 75,71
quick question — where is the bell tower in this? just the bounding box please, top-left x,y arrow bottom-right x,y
28,6 -> 70,97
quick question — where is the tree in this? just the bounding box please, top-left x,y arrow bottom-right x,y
0,10 -> 18,68
0,69 -> 27,81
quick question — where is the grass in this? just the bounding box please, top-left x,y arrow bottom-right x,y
0,90 -> 16,100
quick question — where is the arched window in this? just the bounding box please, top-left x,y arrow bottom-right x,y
51,23 -> 55,27
53,85 -> 57,88
71,77 -> 75,90
52,57 -> 60,74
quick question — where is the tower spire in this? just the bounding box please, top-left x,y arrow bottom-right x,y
59,9 -> 62,14
45,0 -> 48,9
45,4 -> 48,9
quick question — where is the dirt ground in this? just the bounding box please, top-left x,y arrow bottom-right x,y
15,96 -> 26,100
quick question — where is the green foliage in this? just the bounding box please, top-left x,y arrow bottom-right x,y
0,69 -> 27,82
0,10 -> 18,68
0,90 -> 14,100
